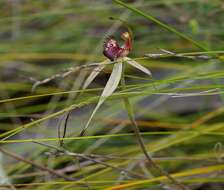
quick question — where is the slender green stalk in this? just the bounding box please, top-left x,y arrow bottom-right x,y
120,61 -> 188,190
114,0 -> 208,51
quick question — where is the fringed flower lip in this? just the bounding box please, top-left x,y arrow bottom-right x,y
103,31 -> 132,61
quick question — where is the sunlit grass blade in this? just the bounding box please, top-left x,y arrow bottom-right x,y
105,164 -> 224,190
113,0 -> 208,51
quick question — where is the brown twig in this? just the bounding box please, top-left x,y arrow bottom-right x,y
9,160 -> 99,180
31,61 -> 113,92
0,147 -> 75,181
145,49 -> 211,60
33,141 -> 146,180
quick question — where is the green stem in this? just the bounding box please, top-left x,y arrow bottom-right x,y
120,61 -> 188,190
114,0 -> 208,51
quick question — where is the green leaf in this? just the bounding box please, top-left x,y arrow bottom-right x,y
80,60 -> 123,136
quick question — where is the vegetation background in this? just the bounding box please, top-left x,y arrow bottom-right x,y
0,0 -> 224,189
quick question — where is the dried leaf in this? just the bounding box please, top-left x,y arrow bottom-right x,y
124,57 -> 152,76
80,60 -> 123,136
82,60 -> 109,89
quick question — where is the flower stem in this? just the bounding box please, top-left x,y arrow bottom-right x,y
120,61 -> 188,190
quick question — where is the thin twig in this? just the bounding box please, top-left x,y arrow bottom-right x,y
152,88 -> 220,98
58,111 -> 72,146
0,147 -> 75,181
145,49 -> 211,60
31,66 -> 81,92
170,88 -> 220,98
33,141 -> 146,179
31,61 -> 113,92
8,160 -> 94,180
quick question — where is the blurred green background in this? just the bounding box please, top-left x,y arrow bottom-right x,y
0,0 -> 224,189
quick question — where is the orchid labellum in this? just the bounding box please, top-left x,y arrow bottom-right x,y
103,31 -> 132,61
80,31 -> 152,136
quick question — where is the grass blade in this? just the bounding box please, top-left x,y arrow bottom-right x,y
114,0 -> 208,51
105,164 -> 224,190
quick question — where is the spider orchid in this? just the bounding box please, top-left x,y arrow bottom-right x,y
103,31 -> 132,61
80,31 -> 152,136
